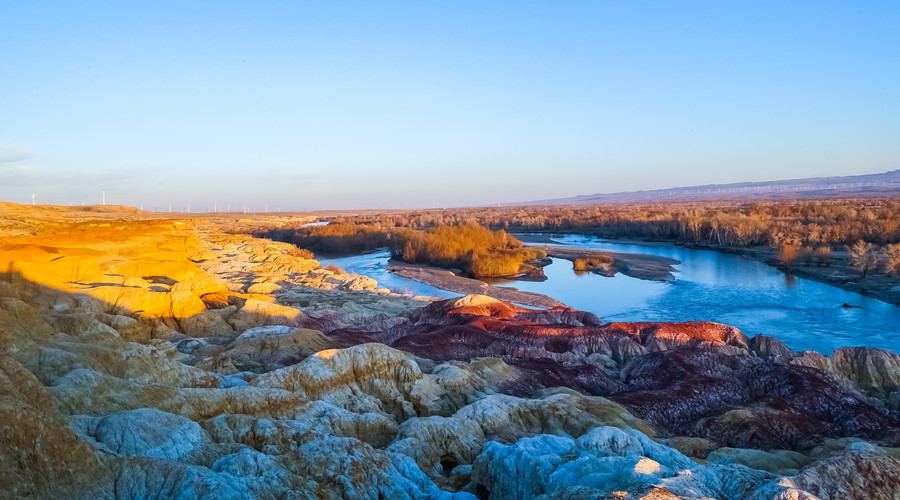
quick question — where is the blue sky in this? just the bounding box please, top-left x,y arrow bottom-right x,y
1,1 -> 898,210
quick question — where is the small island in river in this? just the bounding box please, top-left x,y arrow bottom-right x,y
389,243 -> 680,308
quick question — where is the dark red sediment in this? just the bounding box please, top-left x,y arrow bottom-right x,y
321,297 -> 900,451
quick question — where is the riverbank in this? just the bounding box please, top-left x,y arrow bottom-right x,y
708,244 -> 900,306
389,260 -> 566,308
539,245 -> 679,282
517,232 -> 900,306
624,239 -> 900,306
386,243 -> 678,305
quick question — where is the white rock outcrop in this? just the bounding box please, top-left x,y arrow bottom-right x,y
69,408 -> 207,459
470,425 -> 808,500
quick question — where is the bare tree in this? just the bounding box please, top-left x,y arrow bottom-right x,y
815,246 -> 833,267
685,210 -> 702,243
882,243 -> 900,278
778,243 -> 800,269
848,240 -> 876,278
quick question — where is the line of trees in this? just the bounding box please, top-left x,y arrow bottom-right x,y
258,197 -> 900,280
323,199 -> 900,250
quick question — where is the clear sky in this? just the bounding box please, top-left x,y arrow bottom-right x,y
1,1 -> 899,211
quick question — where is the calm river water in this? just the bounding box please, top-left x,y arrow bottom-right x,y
319,234 -> 900,354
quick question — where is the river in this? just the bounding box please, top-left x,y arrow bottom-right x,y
318,250 -> 457,298
319,234 -> 900,354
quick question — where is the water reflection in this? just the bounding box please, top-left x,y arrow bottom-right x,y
514,234 -> 900,354
318,236 -> 900,354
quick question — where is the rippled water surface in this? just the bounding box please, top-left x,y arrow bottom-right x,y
319,235 -> 900,353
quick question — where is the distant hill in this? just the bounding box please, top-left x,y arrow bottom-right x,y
518,169 -> 900,205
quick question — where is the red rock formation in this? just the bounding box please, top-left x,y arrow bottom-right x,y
324,296 -> 900,451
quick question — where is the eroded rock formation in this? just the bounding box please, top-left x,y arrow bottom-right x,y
1,208 -> 899,499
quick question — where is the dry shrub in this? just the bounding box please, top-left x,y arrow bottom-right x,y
260,224 -> 389,255
883,243 -> 900,277
573,256 -> 614,271
324,264 -> 346,275
849,240 -> 877,277
778,243 -> 800,268
286,246 -> 314,259
814,246 -> 833,267
389,223 -> 543,277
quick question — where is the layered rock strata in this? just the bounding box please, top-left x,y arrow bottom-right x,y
1,212 -> 899,499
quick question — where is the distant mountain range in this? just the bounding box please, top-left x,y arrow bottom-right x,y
518,169 -> 900,205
